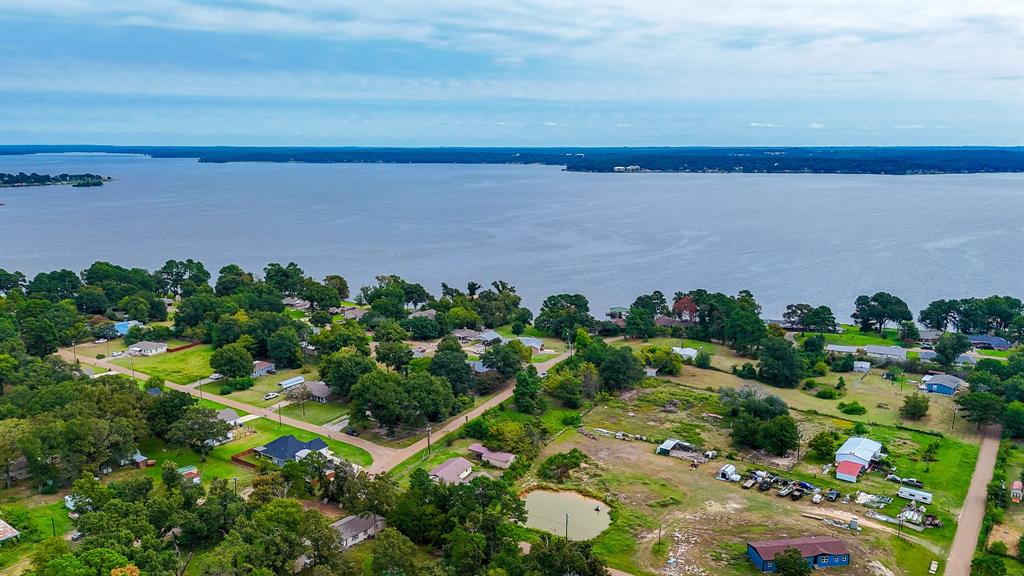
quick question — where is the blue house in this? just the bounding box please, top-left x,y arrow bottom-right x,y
747,536 -> 850,572
924,374 -> 965,396
253,435 -> 330,467
968,334 -> 1012,351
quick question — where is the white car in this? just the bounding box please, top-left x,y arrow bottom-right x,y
209,373 -> 223,381
111,351 -> 123,358
94,338 -> 108,344
263,392 -> 279,401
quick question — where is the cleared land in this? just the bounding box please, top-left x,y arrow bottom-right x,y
112,344 -> 215,384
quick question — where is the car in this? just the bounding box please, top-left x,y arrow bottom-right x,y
70,531 -> 84,542
902,478 -> 924,488
886,474 -> 902,483
345,428 -> 360,437
111,351 -> 123,358
94,338 -> 108,344
921,343 -> 934,350
263,392 -> 279,401
826,489 -> 841,502
209,373 -> 223,380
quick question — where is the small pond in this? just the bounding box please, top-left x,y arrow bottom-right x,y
522,490 -> 611,541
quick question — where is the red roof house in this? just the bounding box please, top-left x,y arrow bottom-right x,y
835,460 -> 863,483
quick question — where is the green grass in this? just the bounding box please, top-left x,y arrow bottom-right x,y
0,500 -> 75,571
112,345 -> 214,384
493,324 -> 566,352
199,367 -> 317,408
979,349 -> 1016,358
278,400 -> 348,426
795,324 -> 907,348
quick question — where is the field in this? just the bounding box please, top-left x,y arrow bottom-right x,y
112,345 -> 214,384
0,496 -> 74,573
795,324 -> 907,348
278,399 -> 349,426
525,377 -> 978,576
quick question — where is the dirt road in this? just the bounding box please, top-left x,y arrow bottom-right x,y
945,424 -> 1001,576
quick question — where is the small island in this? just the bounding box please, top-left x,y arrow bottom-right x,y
0,171 -> 110,187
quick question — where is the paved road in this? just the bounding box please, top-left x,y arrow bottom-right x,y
58,346 -> 573,473
945,424 -> 1001,576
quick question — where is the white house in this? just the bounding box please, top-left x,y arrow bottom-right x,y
129,341 -> 167,356
216,408 -> 241,427
516,337 -> 545,351
252,360 -> 276,378
826,345 -> 860,355
835,437 -> 884,469
864,345 -> 907,361
304,381 -> 331,403
671,347 -> 698,361
853,361 -> 871,373
332,514 -> 387,549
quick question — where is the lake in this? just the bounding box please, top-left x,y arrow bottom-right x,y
1,153 -> 1022,319
522,489 -> 610,540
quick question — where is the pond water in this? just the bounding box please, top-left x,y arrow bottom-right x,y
523,489 -> 611,540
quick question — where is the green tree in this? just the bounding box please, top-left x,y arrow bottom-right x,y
919,299 -> 960,331
320,350 -> 377,397
957,392 -> 1006,429
899,393 -> 930,420
350,371 -> 408,432
263,262 -> 305,296
724,308 -> 766,355
757,337 -> 802,388
405,372 -> 455,422
144,389 -> 196,439
75,286 -> 109,314
774,547 -> 811,576
899,320 -> 920,341
324,274 -> 350,299
598,346 -> 644,391
310,321 -> 371,356
807,430 -> 836,459
535,293 -> 592,337
511,321 -> 525,335
971,554 -> 1007,576
624,304 -> 656,340
444,526 -> 487,576
513,369 -> 543,413
20,317 -> 60,357
1003,401 -> 1024,438
302,279 -> 341,312
935,332 -> 971,366
167,406 -> 232,460
851,292 -> 912,332
428,349 -> 474,396
376,341 -> 413,371
524,535 -> 608,576
759,415 -> 799,456
210,343 -> 253,379
482,342 -> 525,379
118,295 -> 151,322
374,318 -> 411,343
372,528 -> 419,576
267,326 -> 302,368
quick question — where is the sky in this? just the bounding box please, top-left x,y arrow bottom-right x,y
1,0 -> 1022,146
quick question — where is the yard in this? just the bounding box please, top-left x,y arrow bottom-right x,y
278,399 -> 348,426
111,344 -> 215,384
794,324 -> 907,348
493,324 -> 567,353
199,367 -> 319,408
0,496 -> 74,573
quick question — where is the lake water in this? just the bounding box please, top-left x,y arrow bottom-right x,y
1,153 -> 1022,319
523,489 -> 610,540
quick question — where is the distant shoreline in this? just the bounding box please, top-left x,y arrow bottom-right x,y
1,145 -> 1022,175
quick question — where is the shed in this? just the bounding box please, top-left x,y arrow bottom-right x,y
251,360 -> 276,378
0,519 -> 19,544
925,374 -> 965,396
853,361 -> 871,373
835,461 -> 863,483
864,345 -> 907,360
835,437 -> 883,468
747,536 -> 849,572
671,347 -> 698,361
826,344 -> 860,354
279,376 -> 305,390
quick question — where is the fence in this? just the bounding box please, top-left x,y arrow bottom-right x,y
231,448 -> 259,470
167,340 -> 201,353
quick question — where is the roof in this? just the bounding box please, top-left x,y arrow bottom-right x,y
430,456 -> 474,483
671,347 -> 698,359
928,374 -> 965,390
409,309 -> 437,319
968,334 -> 1011,348
131,340 -> 165,350
252,360 -> 275,370
609,306 -> 629,313
452,328 -> 481,339
865,345 -> 907,358
747,536 -> 848,561
332,514 -> 385,540
654,316 -> 687,327
516,336 -> 544,349
467,360 -> 491,374
279,376 -> 305,388
304,380 -> 331,398
957,354 -> 978,365
478,330 -> 505,343
836,437 -> 882,462
256,434 -> 328,461
468,442 -> 515,463
0,519 -> 19,542
216,408 -> 239,422
918,350 -> 937,361
1013,481 -> 1023,491
918,329 -> 944,341
826,344 -> 859,354
836,461 -> 863,476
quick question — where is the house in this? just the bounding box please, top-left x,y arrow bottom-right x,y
835,437 -> 883,469
516,336 -> 545,351
254,435 -> 331,467
956,354 -> 978,366
467,360 -> 492,374
332,514 -> 387,549
746,536 -> 849,572
281,297 -> 311,310
129,340 -> 167,356
826,344 -> 860,355
0,519 -> 19,544
342,307 -> 368,320
2,457 -> 30,485
864,345 -> 907,361
478,330 -> 505,344
918,329 -> 944,344
113,320 -> 143,336
671,347 -> 698,361
607,306 -> 628,319
177,465 -> 201,484
279,376 -> 305,390
429,456 -> 487,485
409,309 -> 437,320
216,408 -> 241,426
853,361 -> 871,373
453,328 -> 482,342
925,374 -> 965,396
654,316 -> 689,329
467,443 -> 516,469
251,360 -> 276,378
968,334 -> 1012,351
897,487 -> 932,504
304,380 -> 331,403
1012,481 -> 1023,504
835,460 -> 863,483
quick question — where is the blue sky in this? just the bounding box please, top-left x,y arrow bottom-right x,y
1,0 -> 1022,146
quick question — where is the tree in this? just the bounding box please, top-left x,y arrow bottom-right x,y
320,350 -> 377,397
405,372 -> 455,422
804,305 -> 837,333
311,321 -> 371,356
783,303 -> 813,331
672,295 -> 698,321
210,343 -> 253,379
899,393 -> 930,420
957,392 -> 1006,429
444,526 -> 487,576
899,320 -> 920,342
598,346 -> 644,391
1003,401 -> 1024,438
145,390 -> 197,439
694,349 -> 712,369
757,337 -> 802,388
774,547 -> 812,576
0,268 -> 26,295
935,332 -> 971,366
807,430 -> 836,459
513,369 -> 543,413
919,299 -> 960,331
350,371 -> 408,431
482,342 -> 525,379
971,554 -> 1006,576
20,317 -> 60,357
167,406 -> 231,460
302,279 -> 341,312
263,262 -> 305,296
75,286 -> 109,314
374,318 -> 410,343
851,292 -> 912,332
524,535 -> 608,576
428,349 -> 474,396
511,321 -> 525,335
376,341 -> 413,371
624,304 -> 656,340
267,327 -> 302,368
724,308 -> 766,355
372,528 -> 419,576
324,275 -> 350,299
759,415 -> 799,456
535,293 -> 592,337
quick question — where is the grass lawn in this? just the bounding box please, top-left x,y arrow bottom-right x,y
112,345 -> 214,384
278,400 -> 348,426
979,348 -> 1016,358
0,499 -> 74,572
795,324 -> 907,348
200,367 -> 318,408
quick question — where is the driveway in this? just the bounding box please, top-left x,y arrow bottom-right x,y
945,424 -> 1001,576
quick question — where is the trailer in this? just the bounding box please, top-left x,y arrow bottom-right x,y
897,487 -> 933,504
742,478 -> 757,489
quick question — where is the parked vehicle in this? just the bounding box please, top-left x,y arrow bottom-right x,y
886,474 -> 902,483
777,483 -> 794,497
111,351 -> 123,357
94,338 -> 108,344
811,493 -> 823,504
209,373 -> 223,380
790,488 -> 804,500
758,477 -> 774,491
826,489 -> 841,502
902,478 -> 924,489
70,531 -> 84,542
263,392 -> 279,400
345,428 -> 360,437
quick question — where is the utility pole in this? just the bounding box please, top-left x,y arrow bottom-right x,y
951,406 -> 958,431
233,477 -> 238,495
51,516 -> 56,537
427,426 -> 433,456
565,513 -> 569,539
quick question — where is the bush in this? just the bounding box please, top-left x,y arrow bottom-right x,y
96,353 -> 105,359
830,354 -> 855,372
219,385 -> 234,395
838,401 -> 867,415
694,350 -> 711,369
560,412 -> 582,427
990,541 -> 1008,556
537,448 -> 588,482
851,422 -> 868,435
810,361 -> 829,377
803,379 -> 817,390
815,388 -> 840,400
732,362 -> 757,379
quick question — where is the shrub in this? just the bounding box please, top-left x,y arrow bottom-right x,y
803,379 -> 817,390
732,362 -> 757,380
830,354 -> 855,372
219,385 -> 234,395
815,388 -> 840,400
96,353 -> 105,359
851,422 -> 868,435
560,412 -> 582,427
694,350 -> 711,369
990,541 -> 1008,556
537,449 -> 588,482
810,361 -> 829,377
838,401 -> 867,415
